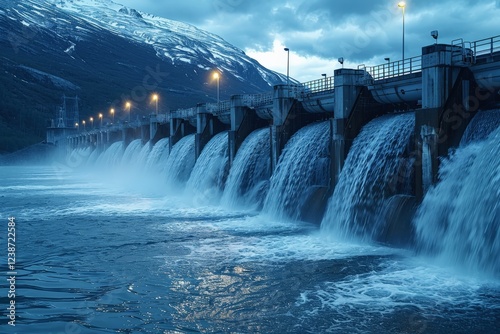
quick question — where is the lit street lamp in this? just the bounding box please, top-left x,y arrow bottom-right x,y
90,116 -> 94,129
398,1 -> 406,61
125,102 -> 131,122
99,113 -> 103,128
110,108 -> 115,124
82,120 -> 86,131
213,72 -> 220,103
75,122 -> 79,132
152,94 -> 159,115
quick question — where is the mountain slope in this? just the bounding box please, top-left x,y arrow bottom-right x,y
0,0 -> 287,153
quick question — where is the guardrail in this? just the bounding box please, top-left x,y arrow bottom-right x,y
301,76 -> 334,94
172,107 -> 197,119
471,34 -> 500,59
206,100 -> 231,115
363,55 -> 422,82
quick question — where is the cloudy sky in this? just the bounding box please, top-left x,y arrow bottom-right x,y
116,0 -> 500,82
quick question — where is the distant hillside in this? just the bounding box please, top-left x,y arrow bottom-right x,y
0,0 -> 287,153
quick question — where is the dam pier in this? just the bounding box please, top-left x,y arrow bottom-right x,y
50,34 -> 500,229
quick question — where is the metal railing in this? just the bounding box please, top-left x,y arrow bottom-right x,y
364,55 -> 422,82
242,91 -> 274,108
171,107 -> 197,119
301,76 -> 334,94
206,100 -> 231,115
471,34 -> 500,59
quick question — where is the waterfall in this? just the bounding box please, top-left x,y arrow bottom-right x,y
414,120 -> 500,277
145,138 -> 170,171
460,109 -> 500,146
321,112 -> 415,241
86,148 -> 101,166
95,141 -> 124,167
221,128 -> 271,209
263,121 -> 330,222
164,134 -> 195,186
67,146 -> 93,169
135,141 -> 152,169
185,132 -> 229,204
121,139 -> 143,165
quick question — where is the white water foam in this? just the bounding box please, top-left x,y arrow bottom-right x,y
321,113 -> 415,241
221,127 -> 271,210
414,125 -> 500,278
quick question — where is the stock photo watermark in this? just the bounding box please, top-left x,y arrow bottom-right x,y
6,217 -> 17,327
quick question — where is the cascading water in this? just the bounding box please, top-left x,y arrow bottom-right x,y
121,139 -> 143,165
145,138 -> 170,171
164,134 -> 195,186
135,141 -> 152,170
67,146 -> 93,169
460,109 -> 500,145
221,128 -> 271,209
95,141 -> 124,167
413,114 -> 500,278
321,112 -> 415,241
185,132 -> 229,204
263,121 -> 330,222
86,148 -> 101,166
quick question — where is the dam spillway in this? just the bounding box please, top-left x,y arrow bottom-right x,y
53,34 -> 500,256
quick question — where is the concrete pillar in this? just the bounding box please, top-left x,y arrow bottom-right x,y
331,69 -> 366,188
169,117 -> 196,151
228,95 -> 267,164
195,104 -> 226,159
415,43 -> 474,200
270,85 -> 296,170
141,124 -> 150,144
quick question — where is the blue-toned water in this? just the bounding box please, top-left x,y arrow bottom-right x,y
1,114 -> 499,333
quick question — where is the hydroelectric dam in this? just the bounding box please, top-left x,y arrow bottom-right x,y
50,35 -> 500,247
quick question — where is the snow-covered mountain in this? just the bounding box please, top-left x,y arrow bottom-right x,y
0,0 -> 287,153
48,0 -> 286,85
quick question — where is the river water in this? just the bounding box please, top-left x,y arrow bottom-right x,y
1,111 -> 499,333
0,164 -> 498,333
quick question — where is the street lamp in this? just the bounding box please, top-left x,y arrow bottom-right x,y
75,122 -> 79,132
110,108 -> 115,124
398,1 -> 406,61
82,120 -> 86,131
99,113 -> 103,128
125,102 -> 132,123
152,94 -> 159,114
90,117 -> 94,129
213,72 -> 220,103
322,73 -> 327,90
284,47 -> 290,88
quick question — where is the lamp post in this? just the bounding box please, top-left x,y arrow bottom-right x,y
75,122 -> 79,132
398,1 -> 406,61
125,102 -> 131,122
284,47 -> 290,89
322,73 -> 327,90
90,117 -> 94,129
99,113 -> 103,128
213,72 -> 220,103
110,108 -> 115,124
152,94 -> 159,115
82,120 -> 86,131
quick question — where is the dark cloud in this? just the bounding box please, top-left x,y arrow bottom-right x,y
116,0 -> 500,79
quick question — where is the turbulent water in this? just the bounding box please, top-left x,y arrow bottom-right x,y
263,121 -> 330,221
1,116 -> 499,333
414,123 -> 500,278
321,113 -> 415,241
221,128 -> 271,210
